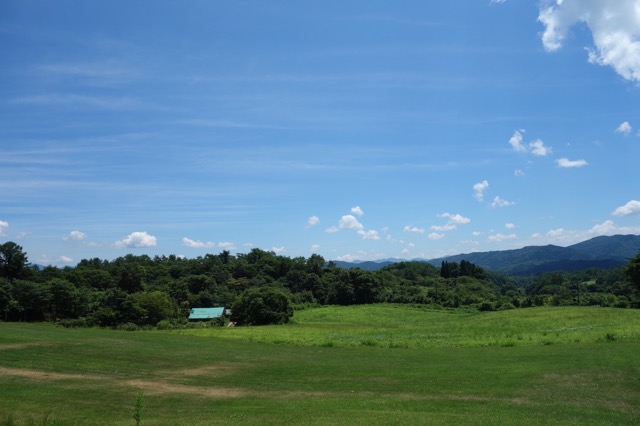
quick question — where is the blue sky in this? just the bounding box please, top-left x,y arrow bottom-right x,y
2,0 -> 640,266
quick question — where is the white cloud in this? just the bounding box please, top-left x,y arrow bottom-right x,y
612,200 -> 640,216
271,246 -> 286,254
473,180 -> 489,202
57,256 -> 74,264
529,139 -> 552,156
403,225 -> 425,234
616,121 -> 632,135
556,158 -> 588,168
439,213 -> 471,225
509,130 -> 527,152
218,241 -> 237,250
0,220 -> 8,236
115,231 -> 157,248
491,196 -> 515,208
505,223 -> 516,229
339,215 -> 364,231
357,229 -> 381,240
431,213 -> 471,233
428,232 -> 445,240
330,214 -> 379,240
430,223 -> 457,232
488,233 -> 518,242
310,244 -> 320,252
63,230 -> 86,241
508,131 -> 551,156
543,220 -> 640,246
351,206 -> 365,216
538,0 -> 640,83
182,237 -> 215,248
307,215 -> 320,226
514,169 -> 525,177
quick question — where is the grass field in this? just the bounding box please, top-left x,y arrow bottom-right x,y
1,305 -> 639,425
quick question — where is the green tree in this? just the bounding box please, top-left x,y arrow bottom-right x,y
0,242 -> 29,282
625,251 -> 640,289
136,291 -> 174,325
231,287 -> 293,325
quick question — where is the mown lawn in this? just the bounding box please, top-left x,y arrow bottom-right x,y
1,305 -> 639,425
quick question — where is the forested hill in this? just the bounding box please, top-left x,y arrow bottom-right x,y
335,235 -> 640,275
428,234 -> 640,275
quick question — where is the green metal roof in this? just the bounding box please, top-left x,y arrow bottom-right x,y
188,307 -> 225,320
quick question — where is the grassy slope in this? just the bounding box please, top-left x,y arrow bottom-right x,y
1,306 -> 639,425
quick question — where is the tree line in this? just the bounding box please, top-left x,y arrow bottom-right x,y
1,241 -> 639,327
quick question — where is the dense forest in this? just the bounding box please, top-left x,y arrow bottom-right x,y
1,241 -> 639,328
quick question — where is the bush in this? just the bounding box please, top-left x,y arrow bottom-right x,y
231,287 -> 293,326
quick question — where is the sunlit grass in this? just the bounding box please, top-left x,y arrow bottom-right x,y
177,304 -> 640,348
1,305 -> 639,425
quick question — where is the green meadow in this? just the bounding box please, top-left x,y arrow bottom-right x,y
1,305 -> 640,425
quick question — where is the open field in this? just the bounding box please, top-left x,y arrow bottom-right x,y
1,305 -> 640,425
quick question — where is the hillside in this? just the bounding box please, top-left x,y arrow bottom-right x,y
336,234 -> 640,275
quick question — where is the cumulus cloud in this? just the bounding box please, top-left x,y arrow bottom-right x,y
612,200 -> 640,216
63,230 -> 86,241
529,139 -> 552,156
182,237 -> 215,248
329,214 -> 379,240
542,220 -> 640,246
538,0 -> 640,83
616,121 -> 633,135
57,256 -> 74,264
440,213 -> 471,225
115,231 -> 157,248
0,220 -> 8,236
218,241 -> 237,250
491,196 -> 515,208
505,223 -> 516,229
556,158 -> 588,168
403,225 -> 425,234
488,233 -> 518,243
351,206 -> 365,217
508,131 -> 551,156
339,215 -> 364,231
428,232 -> 445,240
508,130 -> 527,152
271,246 -> 286,254
358,229 -> 381,240
307,215 -> 320,226
473,180 -> 489,202
431,213 -> 471,233
310,244 -> 320,252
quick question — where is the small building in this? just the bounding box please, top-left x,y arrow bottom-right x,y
188,307 -> 225,321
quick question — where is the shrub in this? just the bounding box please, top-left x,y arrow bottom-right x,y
231,287 -> 293,326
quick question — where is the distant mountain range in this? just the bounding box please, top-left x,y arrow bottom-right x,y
332,234 -> 640,275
